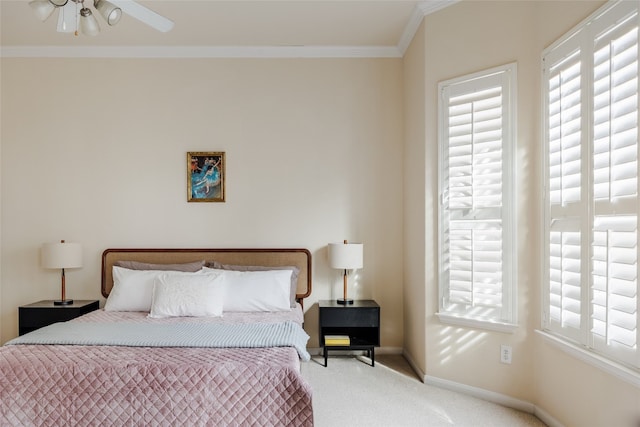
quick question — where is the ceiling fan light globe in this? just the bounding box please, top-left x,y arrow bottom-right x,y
94,0 -> 121,26
48,0 -> 68,6
106,8 -> 122,26
79,8 -> 100,36
29,0 -> 56,22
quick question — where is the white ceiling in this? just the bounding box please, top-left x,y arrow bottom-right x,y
0,1 -> 455,57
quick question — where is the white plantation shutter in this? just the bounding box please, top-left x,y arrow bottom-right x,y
593,23 -> 638,206
438,64 -> 516,324
547,58 -> 585,339
544,0 -> 639,369
548,50 -> 582,206
591,15 -> 638,366
548,225 -> 583,341
592,216 -> 637,365
544,33 -> 587,341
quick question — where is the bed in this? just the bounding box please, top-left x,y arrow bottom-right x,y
0,248 -> 314,426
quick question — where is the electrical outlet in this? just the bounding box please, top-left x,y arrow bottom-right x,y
500,345 -> 512,364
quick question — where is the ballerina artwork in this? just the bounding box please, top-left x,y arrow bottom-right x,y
187,152 -> 225,202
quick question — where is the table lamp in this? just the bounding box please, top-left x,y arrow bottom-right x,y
41,240 -> 83,306
328,240 -> 363,305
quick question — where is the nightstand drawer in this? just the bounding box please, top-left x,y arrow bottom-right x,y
320,307 -> 379,327
20,309 -> 81,327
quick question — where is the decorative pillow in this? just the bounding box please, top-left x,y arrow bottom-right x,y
207,268 -> 293,312
149,272 -> 225,319
207,262 -> 300,308
104,266 -> 162,312
114,260 -> 205,272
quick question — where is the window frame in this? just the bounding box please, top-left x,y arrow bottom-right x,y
542,0 -> 640,372
437,62 -> 518,331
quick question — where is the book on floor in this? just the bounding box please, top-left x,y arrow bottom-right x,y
324,335 -> 350,345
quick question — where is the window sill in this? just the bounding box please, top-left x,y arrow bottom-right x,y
535,330 -> 640,388
436,312 -> 518,333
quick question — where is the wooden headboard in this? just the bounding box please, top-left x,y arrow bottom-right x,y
101,248 -> 312,302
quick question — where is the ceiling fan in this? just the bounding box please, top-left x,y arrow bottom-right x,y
29,0 -> 174,36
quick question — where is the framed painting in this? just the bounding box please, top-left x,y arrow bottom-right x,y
187,152 -> 225,202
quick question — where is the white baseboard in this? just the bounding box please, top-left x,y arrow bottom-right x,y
533,406 -> 564,427
425,375 -> 535,413
402,350 -> 426,380
424,375 -> 564,427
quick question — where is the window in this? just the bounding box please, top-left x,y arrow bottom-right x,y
438,63 -> 517,329
543,0 -> 639,370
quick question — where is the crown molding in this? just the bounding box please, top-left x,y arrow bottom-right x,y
418,0 -> 460,16
1,1 -> 458,59
0,45 -> 402,59
397,0 -> 459,55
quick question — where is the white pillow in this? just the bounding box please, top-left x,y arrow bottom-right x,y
104,266 -> 162,312
149,272 -> 225,318
213,268 -> 293,312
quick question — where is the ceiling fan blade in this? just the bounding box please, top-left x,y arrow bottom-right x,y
109,0 -> 174,33
56,1 -> 77,33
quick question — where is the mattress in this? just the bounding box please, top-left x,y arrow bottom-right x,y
0,308 -> 313,426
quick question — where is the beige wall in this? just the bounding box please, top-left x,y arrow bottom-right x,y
403,0 -> 640,425
0,58 -> 404,348
402,21 -> 427,376
419,0 -> 541,401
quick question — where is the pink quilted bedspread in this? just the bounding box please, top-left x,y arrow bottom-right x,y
0,310 -> 313,426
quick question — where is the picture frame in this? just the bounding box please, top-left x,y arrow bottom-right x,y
187,152 -> 225,202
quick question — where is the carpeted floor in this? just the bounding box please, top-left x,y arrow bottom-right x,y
300,355 -> 546,427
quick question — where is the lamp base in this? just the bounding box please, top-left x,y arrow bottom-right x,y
53,299 -> 73,306
337,298 -> 354,305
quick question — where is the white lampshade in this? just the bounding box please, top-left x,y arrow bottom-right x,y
41,241 -> 83,269
328,242 -> 363,270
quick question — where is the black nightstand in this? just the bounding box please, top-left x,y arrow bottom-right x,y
319,299 -> 380,367
19,300 -> 99,336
